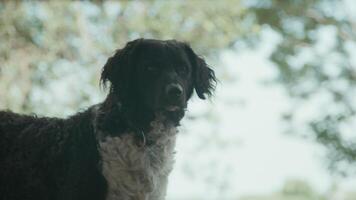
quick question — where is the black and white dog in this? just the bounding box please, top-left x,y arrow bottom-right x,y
0,39 -> 216,200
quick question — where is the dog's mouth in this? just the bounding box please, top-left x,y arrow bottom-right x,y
158,96 -> 187,112
165,105 -> 181,112
159,103 -> 186,112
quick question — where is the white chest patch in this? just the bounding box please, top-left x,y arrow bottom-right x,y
97,119 -> 177,200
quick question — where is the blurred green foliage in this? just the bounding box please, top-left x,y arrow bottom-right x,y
249,0 -> 356,175
240,180 -> 335,200
0,0 -> 355,176
0,0 -> 252,114
241,181 -> 325,200
240,179 -> 356,200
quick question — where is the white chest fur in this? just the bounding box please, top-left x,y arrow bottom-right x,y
98,119 -> 177,200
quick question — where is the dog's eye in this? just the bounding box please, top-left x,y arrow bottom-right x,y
177,65 -> 188,75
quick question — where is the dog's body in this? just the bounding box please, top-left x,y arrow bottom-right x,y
0,39 -> 216,200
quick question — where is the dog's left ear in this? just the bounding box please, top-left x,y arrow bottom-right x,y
183,44 -> 217,99
100,39 -> 142,96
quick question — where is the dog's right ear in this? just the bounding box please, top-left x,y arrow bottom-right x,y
182,43 -> 217,100
100,39 -> 142,96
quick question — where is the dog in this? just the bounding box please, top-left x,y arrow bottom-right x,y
0,38 -> 216,200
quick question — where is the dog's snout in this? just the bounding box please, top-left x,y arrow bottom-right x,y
166,84 -> 183,98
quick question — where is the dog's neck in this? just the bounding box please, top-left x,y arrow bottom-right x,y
92,103 -> 178,200
93,94 -> 153,137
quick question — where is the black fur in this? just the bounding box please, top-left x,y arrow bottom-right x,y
0,110 -> 107,200
0,38 -> 216,200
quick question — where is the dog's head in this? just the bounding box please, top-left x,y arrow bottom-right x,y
101,39 -> 216,127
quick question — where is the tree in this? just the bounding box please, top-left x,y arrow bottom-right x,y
249,0 -> 356,175
0,0 -> 252,115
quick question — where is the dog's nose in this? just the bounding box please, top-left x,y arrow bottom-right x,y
166,84 -> 183,98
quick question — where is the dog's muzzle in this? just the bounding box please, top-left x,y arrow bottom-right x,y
164,83 -> 184,111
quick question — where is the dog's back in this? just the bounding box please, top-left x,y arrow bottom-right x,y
0,110 -> 107,200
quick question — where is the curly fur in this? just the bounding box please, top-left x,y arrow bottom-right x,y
95,105 -> 177,200
0,38 -> 216,200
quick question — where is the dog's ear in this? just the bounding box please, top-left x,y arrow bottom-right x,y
100,39 -> 141,97
183,44 -> 216,99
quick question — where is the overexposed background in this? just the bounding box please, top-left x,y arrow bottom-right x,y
0,1 -> 355,199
